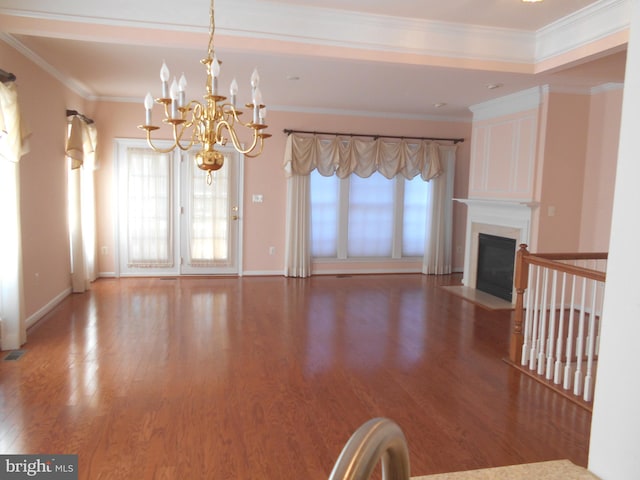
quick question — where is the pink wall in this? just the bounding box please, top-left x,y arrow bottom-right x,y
467,89 -> 622,254
579,87 -> 623,252
93,103 -> 471,275
535,92 -> 591,252
1,40 -> 86,322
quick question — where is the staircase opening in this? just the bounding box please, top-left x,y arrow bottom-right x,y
476,233 -> 516,302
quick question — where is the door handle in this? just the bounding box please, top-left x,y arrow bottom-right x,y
232,215 -> 239,220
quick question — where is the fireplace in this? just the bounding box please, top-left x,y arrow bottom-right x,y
476,233 -> 516,302
454,198 -> 537,303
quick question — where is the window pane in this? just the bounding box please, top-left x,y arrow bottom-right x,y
348,172 -> 393,257
311,170 -> 339,257
403,177 -> 428,256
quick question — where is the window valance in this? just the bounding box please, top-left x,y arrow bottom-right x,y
284,133 -> 442,180
66,115 -> 97,170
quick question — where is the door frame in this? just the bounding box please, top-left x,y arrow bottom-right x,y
113,138 -> 244,277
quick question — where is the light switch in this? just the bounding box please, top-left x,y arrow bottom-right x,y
252,194 -> 264,203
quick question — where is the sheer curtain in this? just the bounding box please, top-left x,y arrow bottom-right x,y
186,151 -> 230,265
0,81 -> 28,350
423,144 -> 457,274
283,133 -> 451,277
125,148 -> 174,268
66,116 -> 98,293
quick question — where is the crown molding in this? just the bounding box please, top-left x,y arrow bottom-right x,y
469,81 -> 626,121
1,1 -> 629,69
0,2 -> 534,65
469,86 -> 544,121
0,32 -> 96,100
591,82 -> 625,94
535,0 -> 631,63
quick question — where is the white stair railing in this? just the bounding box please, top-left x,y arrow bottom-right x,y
510,245 -> 607,404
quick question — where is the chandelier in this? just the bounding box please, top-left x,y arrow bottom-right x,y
138,0 -> 270,184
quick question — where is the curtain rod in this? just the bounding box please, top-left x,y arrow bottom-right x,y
283,128 -> 464,144
66,109 -> 94,125
0,68 -> 16,84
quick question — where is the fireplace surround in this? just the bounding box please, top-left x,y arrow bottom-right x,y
454,198 -> 537,303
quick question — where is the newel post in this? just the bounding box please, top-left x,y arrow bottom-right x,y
509,244 -> 530,365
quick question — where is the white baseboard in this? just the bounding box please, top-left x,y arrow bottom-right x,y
26,287 -> 72,330
312,267 -> 423,276
242,270 -> 284,276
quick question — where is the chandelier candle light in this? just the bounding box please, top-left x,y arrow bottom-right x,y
139,0 -> 270,184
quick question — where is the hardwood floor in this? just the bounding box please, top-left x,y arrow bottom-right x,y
0,274 -> 591,479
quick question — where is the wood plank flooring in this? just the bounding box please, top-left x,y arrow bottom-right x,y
0,274 -> 591,479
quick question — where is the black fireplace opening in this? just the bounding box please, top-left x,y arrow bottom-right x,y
476,233 -> 516,302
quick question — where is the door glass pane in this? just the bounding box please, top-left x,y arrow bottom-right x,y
187,155 -> 230,265
126,148 -> 173,267
348,172 -> 393,257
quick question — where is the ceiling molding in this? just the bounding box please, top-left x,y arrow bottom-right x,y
591,82 -> 625,94
535,0 -> 631,63
469,86 -> 544,121
1,1 -> 629,69
0,3 -> 534,66
0,32 -> 96,100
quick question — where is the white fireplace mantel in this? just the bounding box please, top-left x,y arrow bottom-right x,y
454,198 -> 539,292
454,198 -> 539,210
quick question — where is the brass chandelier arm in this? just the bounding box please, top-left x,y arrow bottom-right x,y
216,120 -> 260,155
172,101 -> 204,151
142,128 -> 183,154
244,138 -> 266,158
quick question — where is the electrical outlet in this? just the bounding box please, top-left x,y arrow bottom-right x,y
269,246 -> 275,255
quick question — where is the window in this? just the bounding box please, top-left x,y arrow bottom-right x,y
310,170 -> 429,259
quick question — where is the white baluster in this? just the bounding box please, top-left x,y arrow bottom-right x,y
529,266 -> 542,371
563,274 -> 577,391
553,272 -> 567,385
583,280 -> 599,402
537,268 -> 549,375
573,277 -> 588,397
545,270 -> 558,380
594,281 -> 604,356
521,264 -> 535,365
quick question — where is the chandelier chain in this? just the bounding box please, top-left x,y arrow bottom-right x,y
208,0 -> 215,59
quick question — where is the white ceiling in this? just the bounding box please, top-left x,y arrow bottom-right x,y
0,0 -> 629,120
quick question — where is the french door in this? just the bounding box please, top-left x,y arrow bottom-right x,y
116,139 -> 242,276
